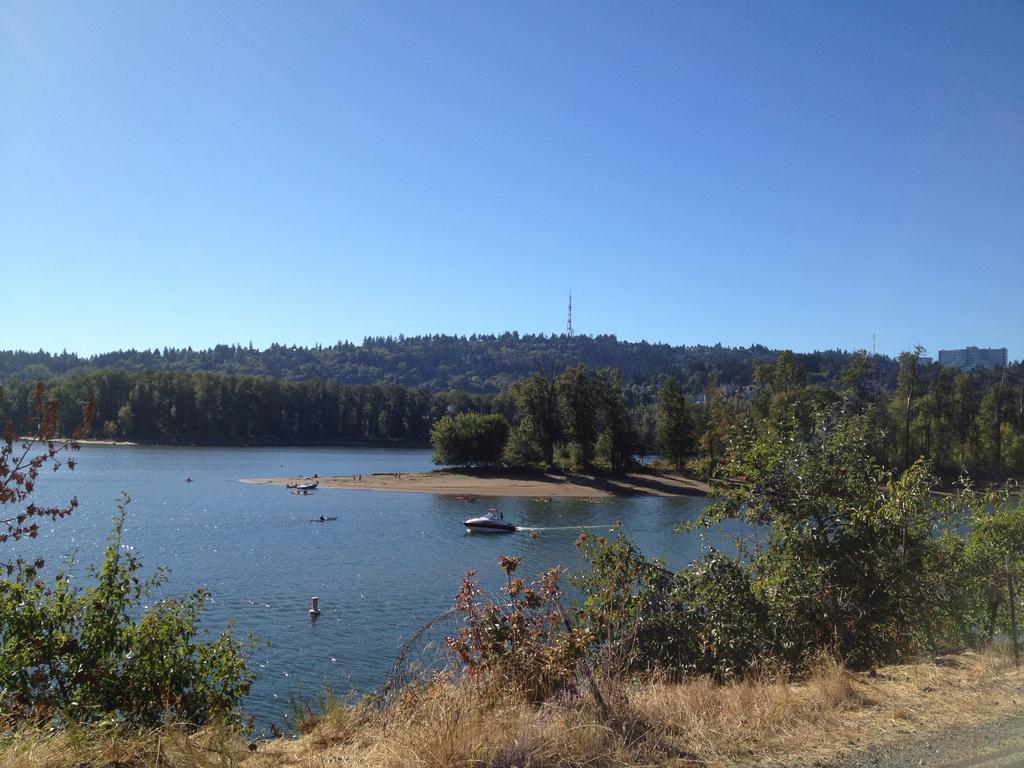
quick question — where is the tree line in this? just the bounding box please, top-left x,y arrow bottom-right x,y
1,350 -> 1022,480
432,350 -> 1024,483
0,334 -> 900,394
723,349 -> 1024,482
0,371 -> 499,446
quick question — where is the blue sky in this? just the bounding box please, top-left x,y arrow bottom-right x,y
2,1 -> 1022,360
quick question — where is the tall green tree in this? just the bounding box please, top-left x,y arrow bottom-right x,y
654,377 -> 696,470
700,372 -> 731,476
752,350 -> 817,438
837,351 -> 878,412
555,365 -> 599,470
430,412 -> 510,468
926,366 -> 958,476
952,373 -> 979,472
594,368 -> 636,472
976,372 -> 1010,479
508,373 -> 560,467
893,348 -> 924,471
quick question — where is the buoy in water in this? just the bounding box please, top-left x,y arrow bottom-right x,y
309,596 -> 321,618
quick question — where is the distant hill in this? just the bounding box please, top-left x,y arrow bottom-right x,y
0,334 -> 897,394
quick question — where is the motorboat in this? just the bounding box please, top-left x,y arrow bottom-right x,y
289,481 -> 318,491
463,508 -> 516,534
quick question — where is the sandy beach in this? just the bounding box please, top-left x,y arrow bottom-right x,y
240,468 -> 710,498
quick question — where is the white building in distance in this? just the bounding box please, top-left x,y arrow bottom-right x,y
937,347 -> 1008,372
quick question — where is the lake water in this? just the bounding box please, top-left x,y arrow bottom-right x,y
12,445 -> 740,731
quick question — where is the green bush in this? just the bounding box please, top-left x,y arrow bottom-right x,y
571,409 -> 1021,682
0,495 -> 252,726
574,530 -> 768,680
962,484 -> 1024,644
706,408 -> 1024,670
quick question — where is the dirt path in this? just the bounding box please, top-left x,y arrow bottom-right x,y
817,714 -> 1024,768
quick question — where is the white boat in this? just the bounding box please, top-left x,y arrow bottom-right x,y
463,508 -> 516,534
293,481 -> 319,491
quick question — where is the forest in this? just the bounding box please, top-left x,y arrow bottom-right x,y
0,334 -> 899,393
0,348 -> 1022,481
0,371 -> 497,447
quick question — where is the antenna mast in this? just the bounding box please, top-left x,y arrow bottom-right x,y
567,289 -> 574,337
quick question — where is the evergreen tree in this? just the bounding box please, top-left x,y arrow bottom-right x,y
655,377 -> 696,470
556,365 -> 599,470
594,368 -> 636,472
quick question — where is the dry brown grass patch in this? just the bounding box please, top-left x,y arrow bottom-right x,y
616,648 -> 1021,767
2,649 -> 1020,768
0,722 -> 251,768
806,655 -> 867,710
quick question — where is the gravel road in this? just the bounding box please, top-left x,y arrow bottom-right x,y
797,713 -> 1024,768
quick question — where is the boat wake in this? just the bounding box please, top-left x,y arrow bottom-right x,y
516,525 -> 607,532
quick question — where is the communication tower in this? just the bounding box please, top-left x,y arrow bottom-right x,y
567,290 -> 574,337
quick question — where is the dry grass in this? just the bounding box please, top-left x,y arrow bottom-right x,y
620,648 -> 1020,767
3,649 -> 1021,768
0,722 -> 252,768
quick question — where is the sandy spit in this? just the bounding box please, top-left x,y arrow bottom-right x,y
240,468 -> 710,499
73,439 -> 139,446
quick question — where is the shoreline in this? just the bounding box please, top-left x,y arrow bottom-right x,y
74,438 -> 139,446
240,467 -> 710,498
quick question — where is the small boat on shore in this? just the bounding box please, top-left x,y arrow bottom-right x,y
287,481 -> 319,491
463,508 -> 516,534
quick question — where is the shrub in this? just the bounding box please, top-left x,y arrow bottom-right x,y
963,483 -> 1024,644
445,557 -> 589,701
0,495 -> 252,726
575,530 -> 768,680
